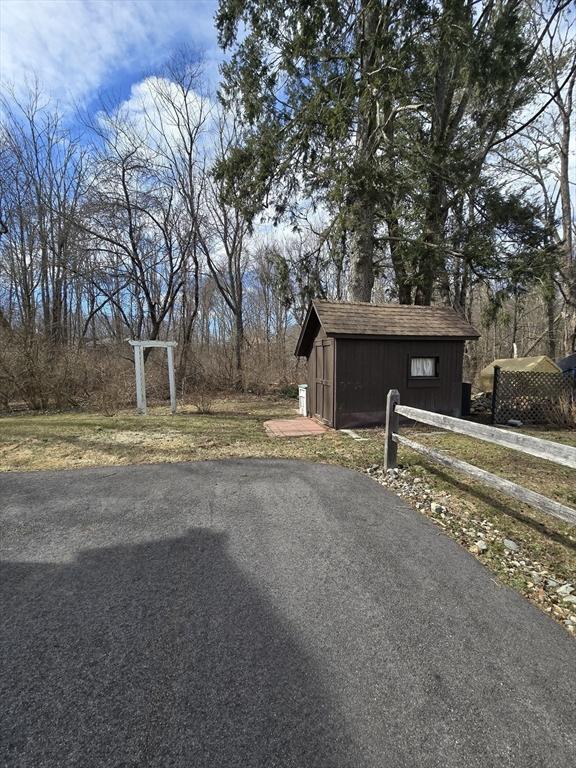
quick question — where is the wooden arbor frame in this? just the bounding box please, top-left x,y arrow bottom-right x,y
129,340 -> 177,415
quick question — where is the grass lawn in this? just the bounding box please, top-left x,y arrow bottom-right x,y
0,397 -> 383,472
1,396 -> 575,628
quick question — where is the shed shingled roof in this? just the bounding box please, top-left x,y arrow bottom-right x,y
295,300 -> 479,356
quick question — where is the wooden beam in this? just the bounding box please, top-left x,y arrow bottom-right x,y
395,404 -> 576,470
138,345 -> 147,415
167,345 -> 176,414
134,345 -> 147,415
384,389 -> 400,470
128,340 -> 177,348
394,434 -> 576,527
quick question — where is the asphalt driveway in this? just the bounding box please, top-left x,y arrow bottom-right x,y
1,459 -> 574,767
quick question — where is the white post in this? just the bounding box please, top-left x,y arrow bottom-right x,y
167,345 -> 176,414
134,345 -> 144,414
129,339 -> 176,415
137,345 -> 147,415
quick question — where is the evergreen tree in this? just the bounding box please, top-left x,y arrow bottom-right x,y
216,0 -> 564,304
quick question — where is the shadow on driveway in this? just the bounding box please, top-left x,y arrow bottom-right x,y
1,459 -> 575,768
1,528 -> 359,768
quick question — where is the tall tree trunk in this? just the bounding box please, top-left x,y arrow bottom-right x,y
415,145 -> 449,305
543,272 -> 557,358
558,71 -> 575,352
547,295 -> 557,359
386,214 -> 412,303
512,289 -> 519,354
347,0 -> 379,303
234,310 -> 244,389
348,197 -> 375,302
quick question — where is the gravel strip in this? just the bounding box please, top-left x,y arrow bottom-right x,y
365,464 -> 576,634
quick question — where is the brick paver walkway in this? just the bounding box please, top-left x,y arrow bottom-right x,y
264,417 -> 328,437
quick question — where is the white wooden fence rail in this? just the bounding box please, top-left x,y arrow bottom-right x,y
384,389 -> 576,527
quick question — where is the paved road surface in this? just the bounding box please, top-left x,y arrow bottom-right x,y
1,459 -> 574,767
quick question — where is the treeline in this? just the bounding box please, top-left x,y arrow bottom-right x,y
0,61 -> 306,409
216,0 -> 575,345
0,1 -> 574,411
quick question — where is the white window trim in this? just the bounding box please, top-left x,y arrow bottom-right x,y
410,356 -> 438,378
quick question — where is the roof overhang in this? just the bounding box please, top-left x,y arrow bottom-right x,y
329,332 -> 479,342
294,303 -> 320,357
294,300 -> 480,357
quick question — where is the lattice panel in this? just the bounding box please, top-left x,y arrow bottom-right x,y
493,370 -> 575,425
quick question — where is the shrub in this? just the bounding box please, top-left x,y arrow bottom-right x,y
88,356 -> 133,416
191,388 -> 215,414
549,391 -> 576,428
278,383 -> 299,399
0,332 -> 88,410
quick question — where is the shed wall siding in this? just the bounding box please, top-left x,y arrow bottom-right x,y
334,338 -> 464,428
306,324 -> 328,421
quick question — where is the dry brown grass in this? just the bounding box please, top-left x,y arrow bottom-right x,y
0,397 -> 384,473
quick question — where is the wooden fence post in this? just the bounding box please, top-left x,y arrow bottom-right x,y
384,389 -> 400,470
491,365 -> 501,424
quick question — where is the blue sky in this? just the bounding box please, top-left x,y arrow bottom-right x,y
0,0 -> 222,112
0,0 -> 302,243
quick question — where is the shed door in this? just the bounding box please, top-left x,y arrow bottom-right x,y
314,339 -> 333,425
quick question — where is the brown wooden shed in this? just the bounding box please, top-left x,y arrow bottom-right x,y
295,300 -> 479,429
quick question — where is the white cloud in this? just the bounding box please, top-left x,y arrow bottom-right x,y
0,0 -> 221,108
100,74 -> 215,161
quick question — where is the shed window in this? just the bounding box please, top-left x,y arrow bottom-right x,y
410,356 -> 438,378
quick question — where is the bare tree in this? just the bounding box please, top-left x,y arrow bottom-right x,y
80,67 -> 209,361
198,110 -> 250,387
497,2 -> 576,355
146,52 -> 211,383
0,85 -> 86,343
